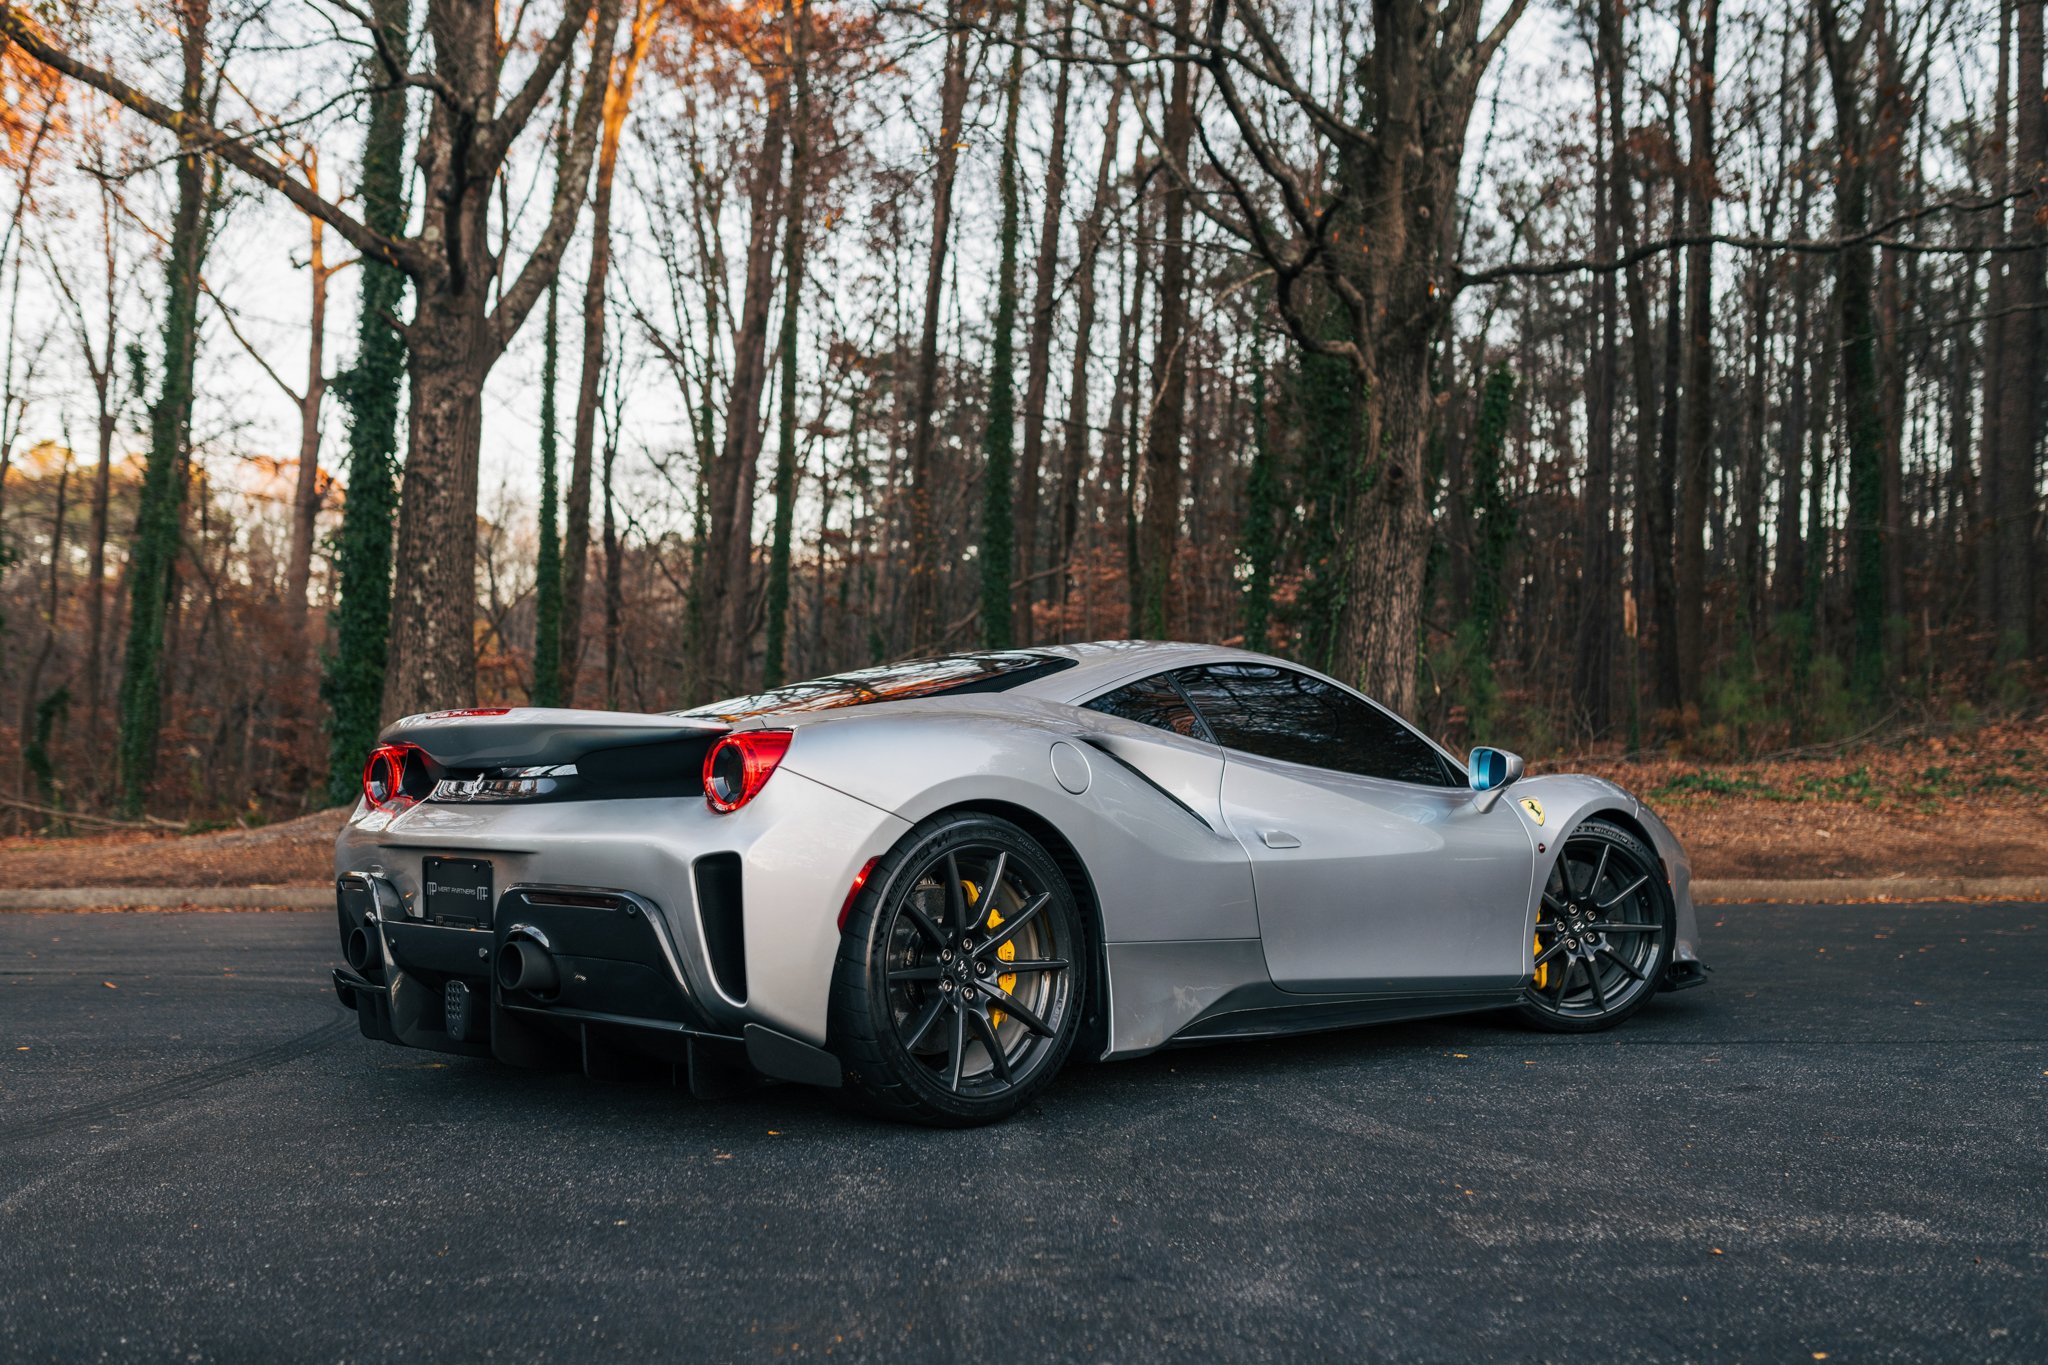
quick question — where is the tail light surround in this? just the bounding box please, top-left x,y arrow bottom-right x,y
703,730 -> 792,813
362,742 -> 431,813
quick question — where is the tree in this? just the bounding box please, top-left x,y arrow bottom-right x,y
903,3 -> 972,652
1816,0 -> 1905,695
4,0 -> 627,720
1187,0 -> 1534,716
1673,0 -> 1718,708
113,0 -> 211,816
978,0 -> 1025,649
321,0 -> 408,799
765,0 -> 813,685
560,0 -> 661,701
1137,0 -> 1193,641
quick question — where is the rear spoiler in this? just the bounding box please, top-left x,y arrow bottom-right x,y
378,708 -> 729,770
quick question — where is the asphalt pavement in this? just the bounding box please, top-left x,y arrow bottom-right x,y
1,904 -> 2042,1363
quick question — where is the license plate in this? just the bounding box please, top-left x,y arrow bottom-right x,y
422,857 -> 493,925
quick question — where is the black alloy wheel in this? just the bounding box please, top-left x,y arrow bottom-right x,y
832,813 -> 1084,1126
1516,818 -> 1672,1033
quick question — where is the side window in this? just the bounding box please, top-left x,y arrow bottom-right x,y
1174,663 -> 1456,787
1082,672 -> 1209,741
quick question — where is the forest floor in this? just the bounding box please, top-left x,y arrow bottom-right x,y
2,720 -> 2044,888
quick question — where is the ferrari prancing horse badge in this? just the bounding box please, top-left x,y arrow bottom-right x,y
1518,797 -> 1545,826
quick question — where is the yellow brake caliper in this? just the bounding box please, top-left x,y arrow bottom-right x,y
961,880 -> 1017,1028
1532,932 -> 1549,990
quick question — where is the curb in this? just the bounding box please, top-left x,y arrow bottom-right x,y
0,886 -> 330,910
1691,876 -> 2048,904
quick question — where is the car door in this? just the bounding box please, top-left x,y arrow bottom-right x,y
1173,663 -> 1534,996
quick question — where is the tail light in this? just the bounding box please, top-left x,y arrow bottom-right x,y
362,743 -> 430,813
703,730 -> 792,812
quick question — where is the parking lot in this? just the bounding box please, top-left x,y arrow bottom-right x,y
2,903 -> 2043,1361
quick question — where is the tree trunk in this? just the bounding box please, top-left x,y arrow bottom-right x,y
1977,0 -> 2013,629
561,0 -> 657,700
1137,0 -> 1195,640
705,104 -> 786,691
116,0 -> 210,816
1995,0 -> 2044,654
322,0 -> 409,798
764,0 -> 811,686
1816,0 -> 1890,695
285,177 -> 333,641
979,0 -> 1026,649
1673,0 -> 1718,708
1013,0 -> 1073,629
1054,62 -> 1127,617
533,275 -> 564,704
1574,18 -> 1620,736
904,10 -> 972,652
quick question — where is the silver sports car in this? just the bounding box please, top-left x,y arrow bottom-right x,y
333,641 -> 1706,1125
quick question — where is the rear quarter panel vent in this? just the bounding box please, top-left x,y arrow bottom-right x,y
693,852 -> 748,1002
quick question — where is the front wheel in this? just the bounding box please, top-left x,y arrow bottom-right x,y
1516,819 -> 1672,1033
831,814 -> 1085,1126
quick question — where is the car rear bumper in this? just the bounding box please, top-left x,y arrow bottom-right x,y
333,769 -> 911,1070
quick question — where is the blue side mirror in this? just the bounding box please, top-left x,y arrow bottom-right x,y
1468,746 -> 1524,793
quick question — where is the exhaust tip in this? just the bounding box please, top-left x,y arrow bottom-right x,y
496,938 -> 559,997
345,925 -> 376,974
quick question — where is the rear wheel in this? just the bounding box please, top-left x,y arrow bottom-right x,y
1516,819 -> 1671,1033
831,813 -> 1084,1126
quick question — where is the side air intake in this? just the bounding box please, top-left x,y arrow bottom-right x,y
693,853 -> 748,1002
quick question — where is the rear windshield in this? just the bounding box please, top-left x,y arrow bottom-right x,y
679,652 -> 1076,722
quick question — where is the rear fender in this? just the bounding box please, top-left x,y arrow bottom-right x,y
780,712 -> 1258,945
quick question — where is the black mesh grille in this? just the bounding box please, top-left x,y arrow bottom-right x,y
693,853 -> 747,1001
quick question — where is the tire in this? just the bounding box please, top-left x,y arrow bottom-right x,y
1515,818 -> 1673,1034
830,812 -> 1086,1126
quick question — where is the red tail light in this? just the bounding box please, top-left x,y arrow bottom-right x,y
703,730 -> 792,813
362,743 -> 427,812
422,707 -> 511,719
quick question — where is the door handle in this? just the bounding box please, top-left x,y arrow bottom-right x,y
1260,829 -> 1302,849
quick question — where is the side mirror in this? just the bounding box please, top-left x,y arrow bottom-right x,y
1468,746 -> 1524,813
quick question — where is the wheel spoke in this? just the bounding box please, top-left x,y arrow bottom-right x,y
944,1001 -> 967,1092
1584,958 -> 1611,1012
983,850 -> 1009,919
1598,947 -> 1646,983
900,898 -> 948,949
1588,844 -> 1612,900
944,852 -> 969,932
1533,940 -> 1566,968
975,892 -> 1048,958
889,964 -> 943,983
1541,889 -> 1569,917
963,1005 -> 1012,1084
1586,921 -> 1655,934
974,979 -> 1053,1036
997,958 -> 1068,975
1598,874 -> 1649,910
900,993 -> 947,1051
1550,956 -> 1573,1004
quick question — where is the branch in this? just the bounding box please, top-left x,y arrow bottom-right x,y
0,5 -> 425,276
479,2 -> 591,169
490,0 -> 624,348
1456,192 -> 2033,288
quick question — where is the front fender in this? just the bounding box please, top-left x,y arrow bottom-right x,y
1510,774 -> 1703,973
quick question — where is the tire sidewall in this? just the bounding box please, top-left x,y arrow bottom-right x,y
1517,818 -> 1674,1033
832,813 -> 1085,1124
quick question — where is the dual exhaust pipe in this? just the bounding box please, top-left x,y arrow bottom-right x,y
346,918 -> 559,999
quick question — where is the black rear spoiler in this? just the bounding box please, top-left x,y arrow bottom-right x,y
379,708 -> 729,770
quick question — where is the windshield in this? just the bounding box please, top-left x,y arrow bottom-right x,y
679,652 -> 1076,722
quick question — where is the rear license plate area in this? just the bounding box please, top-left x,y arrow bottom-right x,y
422,857 -> 494,926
